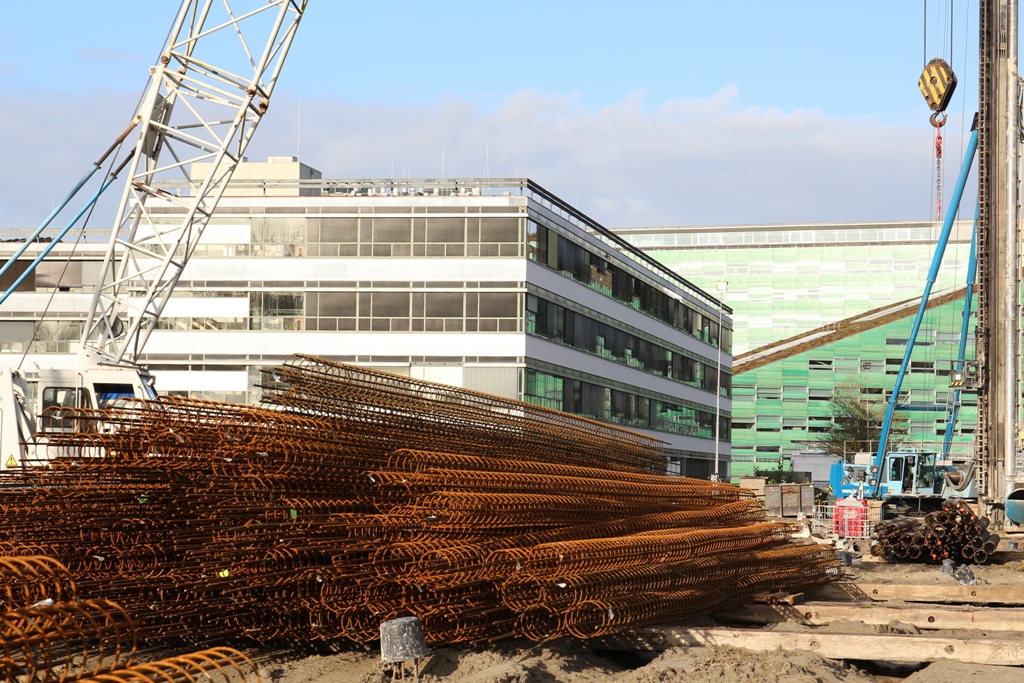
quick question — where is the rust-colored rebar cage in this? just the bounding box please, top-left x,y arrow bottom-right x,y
0,355 -> 840,649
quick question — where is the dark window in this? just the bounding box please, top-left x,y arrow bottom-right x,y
478,293 -> 518,318
480,218 -> 519,243
319,217 -> 358,243
372,218 -> 411,243
527,221 -> 548,263
318,292 -> 357,317
94,383 -> 135,408
426,218 -> 465,243
371,292 -> 410,318
425,292 -> 463,317
40,387 -> 93,432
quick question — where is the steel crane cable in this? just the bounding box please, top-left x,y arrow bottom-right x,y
15,148 -> 131,374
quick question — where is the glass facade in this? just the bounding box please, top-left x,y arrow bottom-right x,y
528,220 -> 731,351
524,367 -> 730,440
616,222 -> 976,478
526,292 -> 729,397
728,299 -> 976,474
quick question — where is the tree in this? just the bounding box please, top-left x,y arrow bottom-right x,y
812,384 -> 906,458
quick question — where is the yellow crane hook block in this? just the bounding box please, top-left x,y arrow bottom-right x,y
918,57 -> 958,112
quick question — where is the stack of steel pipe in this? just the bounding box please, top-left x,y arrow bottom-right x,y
870,500 -> 999,564
0,354 -> 840,645
0,555 -> 259,683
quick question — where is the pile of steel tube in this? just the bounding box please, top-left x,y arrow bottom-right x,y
870,500 -> 999,564
0,555 -> 259,682
0,354 -> 840,645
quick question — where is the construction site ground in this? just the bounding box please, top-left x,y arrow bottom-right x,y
251,547 -> 1024,682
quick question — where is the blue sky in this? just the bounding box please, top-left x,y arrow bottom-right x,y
0,1 -> 983,227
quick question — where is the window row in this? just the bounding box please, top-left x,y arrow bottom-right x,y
523,369 -> 730,440
733,416 -> 976,437
621,226 -> 936,248
526,294 -> 730,397
528,221 -> 731,351
808,357 -> 965,377
309,216 -> 522,245
157,291 -> 524,333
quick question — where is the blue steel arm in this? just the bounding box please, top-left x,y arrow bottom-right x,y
872,127 -> 978,497
942,204 -> 978,459
0,120 -> 138,286
0,165 -> 99,282
0,157 -> 130,307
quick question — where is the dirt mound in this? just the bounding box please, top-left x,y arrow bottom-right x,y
419,641 -> 621,682
258,649 -> 383,683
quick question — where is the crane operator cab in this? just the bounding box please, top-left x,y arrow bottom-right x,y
877,452 -> 938,496
872,450 -> 947,514
34,366 -> 156,434
1,365 -> 156,470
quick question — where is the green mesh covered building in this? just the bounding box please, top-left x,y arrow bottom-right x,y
614,220 -> 977,479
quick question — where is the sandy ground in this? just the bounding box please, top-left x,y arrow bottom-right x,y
254,639 -> 890,683
244,556 -> 1024,682
251,636 -> 1024,682
851,555 -> 1024,586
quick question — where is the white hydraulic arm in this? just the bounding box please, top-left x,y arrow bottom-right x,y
80,0 -> 307,367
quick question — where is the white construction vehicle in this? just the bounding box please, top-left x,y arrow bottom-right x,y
0,1 -> 306,467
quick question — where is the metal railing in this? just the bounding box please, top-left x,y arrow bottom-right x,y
813,503 -> 883,539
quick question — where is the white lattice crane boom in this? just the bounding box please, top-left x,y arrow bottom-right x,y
81,0 -> 307,367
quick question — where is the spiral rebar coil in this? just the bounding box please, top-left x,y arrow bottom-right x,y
0,356 -> 839,647
0,556 -> 259,683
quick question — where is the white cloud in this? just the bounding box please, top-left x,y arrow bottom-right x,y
250,86 -> 944,226
0,87 -> 950,230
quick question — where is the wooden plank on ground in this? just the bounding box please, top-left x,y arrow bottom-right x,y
716,601 -> 1024,632
808,582 -> 1024,605
751,591 -> 805,605
622,627 -> 1024,666
992,550 -> 1024,562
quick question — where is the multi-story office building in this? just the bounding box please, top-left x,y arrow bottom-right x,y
0,158 -> 733,477
614,221 -> 976,478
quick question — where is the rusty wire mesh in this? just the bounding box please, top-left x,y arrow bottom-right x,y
0,354 -> 839,646
0,556 -> 259,683
72,648 -> 259,683
260,354 -> 667,474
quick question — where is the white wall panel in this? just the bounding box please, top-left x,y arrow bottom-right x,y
160,297 -> 249,317
199,224 -> 251,244
179,258 -> 527,282
0,354 -> 77,371
410,365 -> 464,387
144,332 -> 526,357
152,370 -> 248,392
4,293 -> 92,313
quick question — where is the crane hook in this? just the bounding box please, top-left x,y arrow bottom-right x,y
930,111 -> 948,128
